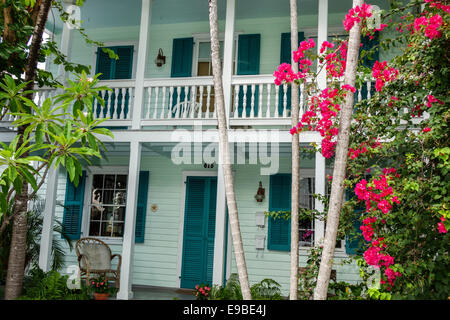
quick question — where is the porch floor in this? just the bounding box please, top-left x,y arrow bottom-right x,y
128,285 -> 196,300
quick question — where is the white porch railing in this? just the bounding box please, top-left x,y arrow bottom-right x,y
230,74 -> 307,126
1,77 -> 412,131
141,77 -> 217,126
93,80 -> 135,127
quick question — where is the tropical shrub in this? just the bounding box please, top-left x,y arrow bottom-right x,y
18,267 -> 89,300
343,0 -> 450,299
0,198 -> 72,283
208,274 -> 284,300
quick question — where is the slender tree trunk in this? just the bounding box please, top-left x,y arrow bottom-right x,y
208,0 -> 252,300
4,0 -> 53,300
289,0 -> 300,300
313,0 -> 362,300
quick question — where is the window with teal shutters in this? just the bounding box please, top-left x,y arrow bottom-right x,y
279,32 -> 305,116
170,38 -> 194,116
62,172 -> 86,240
95,46 -> 134,122
237,34 -> 260,117
135,171 -> 149,243
345,189 -> 365,255
267,174 -> 291,251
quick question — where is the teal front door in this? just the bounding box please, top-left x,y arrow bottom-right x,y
181,176 -> 217,289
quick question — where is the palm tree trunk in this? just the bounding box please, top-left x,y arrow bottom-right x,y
289,0 -> 300,300
208,0 -> 252,300
4,0 -> 53,300
313,0 -> 362,300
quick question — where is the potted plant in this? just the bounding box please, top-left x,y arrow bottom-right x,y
90,276 -> 110,300
194,284 -> 211,300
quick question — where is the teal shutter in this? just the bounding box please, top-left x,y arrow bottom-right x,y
62,172 -> 86,240
135,171 -> 149,243
96,48 -> 113,80
171,38 -> 194,78
279,32 -> 304,116
170,38 -> 194,115
95,46 -> 134,121
268,174 -> 291,251
181,177 -> 217,289
345,189 -> 365,255
237,34 -> 260,117
95,46 -> 133,80
114,46 -> 134,79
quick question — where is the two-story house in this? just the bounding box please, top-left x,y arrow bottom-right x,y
2,0 -> 393,299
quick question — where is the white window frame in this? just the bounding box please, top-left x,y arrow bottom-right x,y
296,168 -> 345,252
191,32 -> 241,77
92,41 -> 139,80
82,166 -> 129,245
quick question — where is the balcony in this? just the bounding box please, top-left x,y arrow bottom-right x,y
0,75 -> 382,131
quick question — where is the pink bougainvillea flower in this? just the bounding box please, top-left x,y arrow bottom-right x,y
372,61 -> 398,92
422,127 -> 431,133
320,40 -> 335,53
438,216 -> 447,234
342,84 -> 356,93
426,94 -> 444,108
273,63 -> 298,85
414,14 -> 443,39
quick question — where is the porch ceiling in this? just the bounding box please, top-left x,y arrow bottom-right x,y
47,0 -> 390,33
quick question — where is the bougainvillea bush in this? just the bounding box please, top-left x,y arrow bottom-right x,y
345,0 -> 449,299
274,0 -> 449,299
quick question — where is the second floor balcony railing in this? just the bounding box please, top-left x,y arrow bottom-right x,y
2,75 -> 416,131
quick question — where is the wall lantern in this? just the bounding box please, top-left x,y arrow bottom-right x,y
155,48 -> 166,67
254,181 -> 265,202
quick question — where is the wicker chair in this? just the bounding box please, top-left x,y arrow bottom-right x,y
75,237 -> 122,289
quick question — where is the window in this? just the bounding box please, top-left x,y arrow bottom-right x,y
88,174 -> 128,238
196,41 -> 224,76
299,177 -> 315,247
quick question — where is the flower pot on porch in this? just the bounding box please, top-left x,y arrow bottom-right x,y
94,292 -> 109,300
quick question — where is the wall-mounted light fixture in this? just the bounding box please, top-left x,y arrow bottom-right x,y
155,48 -> 166,67
254,181 -> 265,203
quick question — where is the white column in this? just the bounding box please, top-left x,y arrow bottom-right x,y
315,151 -> 326,246
131,0 -> 153,129
316,0 -> 328,90
117,141 -> 142,300
222,0 -> 236,128
212,0 -> 236,286
38,166 -> 59,271
314,0 -> 328,246
38,7 -> 74,271
212,164 -> 227,285
57,9 -> 73,82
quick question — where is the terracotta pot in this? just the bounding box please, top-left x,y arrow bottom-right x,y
94,292 -> 109,300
